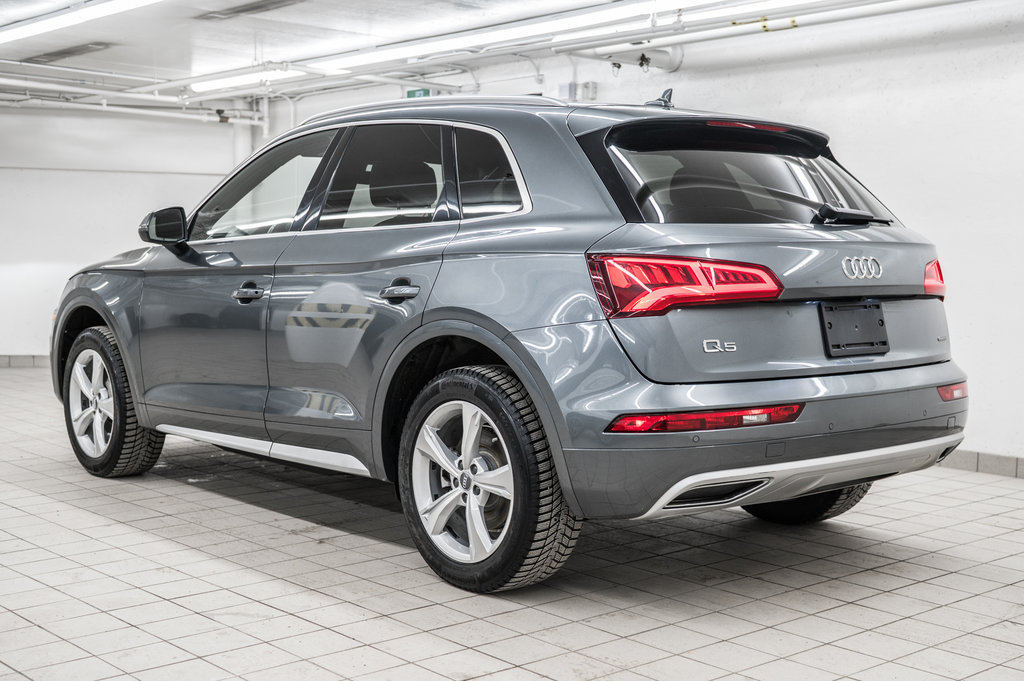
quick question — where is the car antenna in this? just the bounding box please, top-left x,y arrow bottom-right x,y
645,88 -> 674,109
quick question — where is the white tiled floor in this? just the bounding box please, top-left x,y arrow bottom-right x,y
2,366 -> 1023,680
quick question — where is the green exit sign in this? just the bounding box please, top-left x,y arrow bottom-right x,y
406,88 -> 431,98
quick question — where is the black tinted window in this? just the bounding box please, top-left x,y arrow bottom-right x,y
455,128 -> 523,218
318,124 -> 443,230
192,131 -> 335,241
606,126 -> 895,225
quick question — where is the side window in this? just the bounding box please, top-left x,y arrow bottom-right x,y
318,124 -> 444,230
455,127 -> 524,219
191,130 -> 336,241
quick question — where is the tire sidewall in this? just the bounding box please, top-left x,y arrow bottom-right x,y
398,369 -> 540,592
63,328 -> 128,477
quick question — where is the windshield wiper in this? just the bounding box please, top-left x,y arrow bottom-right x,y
813,203 -> 893,225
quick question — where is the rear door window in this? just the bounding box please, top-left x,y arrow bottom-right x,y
317,124 -> 445,230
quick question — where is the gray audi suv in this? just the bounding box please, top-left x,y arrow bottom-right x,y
51,95 -> 968,592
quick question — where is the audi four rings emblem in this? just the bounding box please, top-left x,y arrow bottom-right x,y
841,256 -> 883,279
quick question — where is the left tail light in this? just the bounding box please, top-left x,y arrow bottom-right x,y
587,254 -> 783,318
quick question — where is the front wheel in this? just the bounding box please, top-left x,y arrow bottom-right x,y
63,326 -> 164,477
742,483 -> 872,525
398,366 -> 581,592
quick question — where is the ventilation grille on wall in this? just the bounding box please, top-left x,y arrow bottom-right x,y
196,0 -> 307,20
25,42 -> 115,63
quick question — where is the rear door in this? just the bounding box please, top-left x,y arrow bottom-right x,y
265,122 -> 459,470
139,129 -> 338,439
580,118 -> 951,383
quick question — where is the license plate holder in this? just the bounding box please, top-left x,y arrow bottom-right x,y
820,301 -> 889,357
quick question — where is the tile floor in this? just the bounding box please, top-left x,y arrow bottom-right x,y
1,366 -> 1022,681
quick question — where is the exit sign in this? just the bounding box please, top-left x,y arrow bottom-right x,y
406,88 -> 431,98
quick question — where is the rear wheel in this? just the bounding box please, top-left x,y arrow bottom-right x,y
63,326 -> 164,477
742,483 -> 871,524
398,365 -> 581,592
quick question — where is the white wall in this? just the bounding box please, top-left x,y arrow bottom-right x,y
0,111 -> 237,355
271,0 -> 1023,458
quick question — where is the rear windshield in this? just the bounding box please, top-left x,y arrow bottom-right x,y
604,124 -> 897,225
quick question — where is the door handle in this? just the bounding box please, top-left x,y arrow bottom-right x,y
232,283 -> 265,303
380,284 -> 420,302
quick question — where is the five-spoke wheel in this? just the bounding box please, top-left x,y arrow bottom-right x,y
62,326 -> 164,477
398,366 -> 581,592
411,400 -> 515,564
67,348 -> 116,459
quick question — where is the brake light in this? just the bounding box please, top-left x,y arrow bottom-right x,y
937,382 -> 967,401
924,259 -> 945,297
707,120 -> 789,132
608,404 -> 804,433
587,255 -> 782,318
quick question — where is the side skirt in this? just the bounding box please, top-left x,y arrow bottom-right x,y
155,425 -> 372,477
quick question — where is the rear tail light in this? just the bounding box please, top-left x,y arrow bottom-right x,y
924,259 -> 946,297
937,382 -> 967,401
608,404 -> 804,433
587,255 -> 783,318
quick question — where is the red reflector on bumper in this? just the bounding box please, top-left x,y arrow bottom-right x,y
608,404 -> 804,433
937,382 -> 967,401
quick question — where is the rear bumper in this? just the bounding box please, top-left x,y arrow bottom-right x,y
512,321 -> 968,520
638,432 -> 962,519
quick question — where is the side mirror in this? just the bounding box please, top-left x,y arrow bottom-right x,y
139,207 -> 189,255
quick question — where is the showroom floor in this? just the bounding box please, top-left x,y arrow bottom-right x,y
1,367 -> 1022,681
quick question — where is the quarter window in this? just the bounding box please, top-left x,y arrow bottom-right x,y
318,124 -> 444,230
191,130 -> 335,241
455,128 -> 523,218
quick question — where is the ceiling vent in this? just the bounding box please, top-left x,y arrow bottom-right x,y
196,0 -> 306,20
25,42 -> 115,63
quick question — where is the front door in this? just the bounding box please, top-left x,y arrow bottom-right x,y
139,129 -> 338,440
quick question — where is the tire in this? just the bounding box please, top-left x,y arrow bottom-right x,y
742,483 -> 872,525
397,365 -> 582,592
62,326 -> 164,477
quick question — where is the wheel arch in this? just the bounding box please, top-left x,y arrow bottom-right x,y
371,314 -> 582,516
51,281 -> 146,427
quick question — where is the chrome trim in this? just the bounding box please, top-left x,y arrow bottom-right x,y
638,433 -> 963,520
155,425 -> 371,477
270,443 -> 371,477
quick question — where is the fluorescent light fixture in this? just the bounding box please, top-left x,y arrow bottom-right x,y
312,0 -> 837,72
0,0 -> 168,46
313,0 -> 716,72
190,69 -> 308,93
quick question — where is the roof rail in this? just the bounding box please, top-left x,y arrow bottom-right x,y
301,95 -> 568,125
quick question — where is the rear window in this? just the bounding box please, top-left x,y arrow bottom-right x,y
603,123 -> 896,225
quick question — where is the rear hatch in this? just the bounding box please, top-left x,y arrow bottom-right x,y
575,113 -> 951,383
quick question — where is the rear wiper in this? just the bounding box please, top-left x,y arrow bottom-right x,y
813,203 -> 893,225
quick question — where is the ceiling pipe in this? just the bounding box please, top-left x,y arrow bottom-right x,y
0,58 -> 162,84
564,0 -> 977,58
126,61 -> 297,94
0,75 -> 181,103
0,97 -> 263,125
